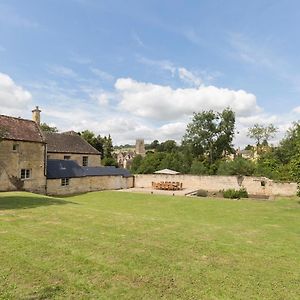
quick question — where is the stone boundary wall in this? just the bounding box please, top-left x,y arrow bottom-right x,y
134,174 -> 297,197
47,175 -> 134,195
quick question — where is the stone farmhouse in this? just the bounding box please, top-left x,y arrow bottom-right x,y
0,107 -> 133,195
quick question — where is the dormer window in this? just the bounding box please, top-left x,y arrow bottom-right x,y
82,156 -> 88,166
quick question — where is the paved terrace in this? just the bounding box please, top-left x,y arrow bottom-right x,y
117,187 -> 198,196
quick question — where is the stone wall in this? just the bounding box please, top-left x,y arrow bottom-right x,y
134,174 -> 297,197
0,140 -> 46,194
47,153 -> 101,167
47,175 -> 134,195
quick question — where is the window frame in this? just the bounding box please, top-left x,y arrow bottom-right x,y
82,156 -> 88,166
61,178 -> 70,186
20,169 -> 31,180
12,144 -> 19,151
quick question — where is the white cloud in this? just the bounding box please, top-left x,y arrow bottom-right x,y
115,77 -> 261,121
131,32 -> 145,47
90,67 -> 114,81
181,28 -> 204,46
229,33 -> 275,68
234,112 -> 297,147
178,67 -> 202,87
158,122 -> 187,141
89,91 -> 114,106
85,118 -> 186,145
47,65 -> 77,78
292,106 -> 300,114
11,72 -> 295,147
138,56 -> 218,86
0,72 -> 32,115
237,114 -> 278,127
137,56 -> 176,76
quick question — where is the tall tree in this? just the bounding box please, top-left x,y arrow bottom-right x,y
263,124 -> 277,144
183,108 -> 235,164
157,140 -> 177,152
247,124 -> 264,145
81,130 -> 96,145
103,134 -> 113,159
247,123 -> 277,146
80,130 -> 104,157
40,123 -> 58,132
276,122 -> 300,164
147,140 -> 159,150
290,151 -> 300,196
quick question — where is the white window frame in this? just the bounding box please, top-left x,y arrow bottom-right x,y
61,178 -> 70,186
20,169 -> 31,180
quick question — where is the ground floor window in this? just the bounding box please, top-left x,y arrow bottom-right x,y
64,155 -> 71,160
20,169 -> 31,180
61,178 -> 70,186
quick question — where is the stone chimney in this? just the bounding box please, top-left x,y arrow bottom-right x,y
135,139 -> 146,157
32,106 -> 41,125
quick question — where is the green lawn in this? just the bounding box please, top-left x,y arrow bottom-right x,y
0,191 -> 299,299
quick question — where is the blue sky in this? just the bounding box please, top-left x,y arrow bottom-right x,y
1,0 -> 300,146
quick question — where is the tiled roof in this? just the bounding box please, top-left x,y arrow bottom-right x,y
47,159 -> 132,179
83,166 -> 132,177
44,131 -> 100,154
0,115 -> 45,143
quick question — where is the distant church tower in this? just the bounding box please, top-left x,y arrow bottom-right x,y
135,139 -> 146,157
32,106 -> 41,125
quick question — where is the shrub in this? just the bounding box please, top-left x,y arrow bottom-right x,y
196,189 -> 208,197
223,188 -> 240,199
223,188 -> 248,199
238,187 -> 249,198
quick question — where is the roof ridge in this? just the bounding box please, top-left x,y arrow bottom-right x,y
0,114 -> 45,143
0,114 -> 36,123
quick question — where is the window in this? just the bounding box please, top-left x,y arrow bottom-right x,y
20,169 -> 31,180
82,156 -> 88,166
12,144 -> 19,151
64,155 -> 71,160
61,178 -> 70,186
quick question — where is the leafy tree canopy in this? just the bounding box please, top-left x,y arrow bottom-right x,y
247,123 -> 277,146
217,157 -> 255,176
40,123 -> 58,133
275,121 -> 300,164
156,140 -> 178,153
183,108 -> 235,164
